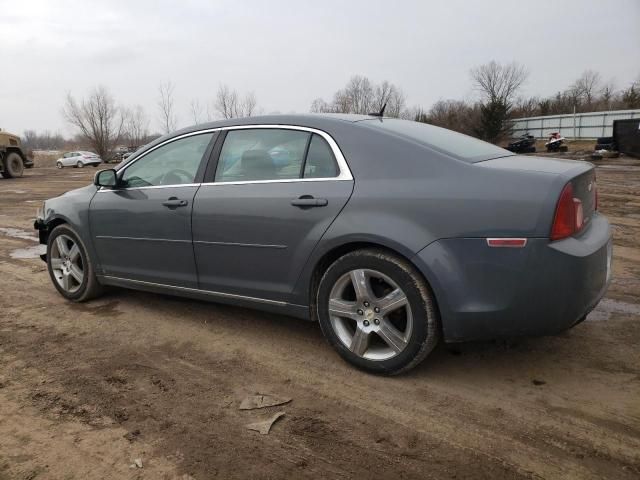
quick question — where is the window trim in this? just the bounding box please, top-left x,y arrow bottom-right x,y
106,131 -> 217,191
202,125 -> 352,186
99,125 -> 352,193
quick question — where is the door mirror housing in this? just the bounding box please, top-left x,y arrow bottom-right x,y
94,169 -> 118,188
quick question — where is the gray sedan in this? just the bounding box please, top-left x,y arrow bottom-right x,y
34,114 -> 612,374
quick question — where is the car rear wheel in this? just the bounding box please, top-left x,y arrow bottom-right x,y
3,152 -> 24,178
47,224 -> 104,302
316,249 -> 439,375
76,161 -> 84,168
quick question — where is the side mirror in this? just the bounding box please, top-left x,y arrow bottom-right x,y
94,169 -> 118,188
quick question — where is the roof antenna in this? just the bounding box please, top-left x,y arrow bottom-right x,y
368,102 -> 387,117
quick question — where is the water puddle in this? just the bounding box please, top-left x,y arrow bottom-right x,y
0,227 -> 44,258
10,244 -> 46,259
586,298 -> 640,322
0,227 -> 38,241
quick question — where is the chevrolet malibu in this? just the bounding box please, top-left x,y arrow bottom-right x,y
35,114 -> 612,374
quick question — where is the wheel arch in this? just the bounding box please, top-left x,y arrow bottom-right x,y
39,216 -> 69,245
5,147 -> 26,161
305,239 -> 442,324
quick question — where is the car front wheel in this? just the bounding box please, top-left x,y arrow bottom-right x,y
76,161 -> 84,168
47,224 -> 103,302
316,249 -> 439,375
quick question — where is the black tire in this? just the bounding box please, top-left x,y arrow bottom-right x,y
76,161 -> 84,168
595,143 -> 616,151
56,161 -> 63,169
3,152 -> 24,178
47,224 -> 104,302
316,249 -> 439,375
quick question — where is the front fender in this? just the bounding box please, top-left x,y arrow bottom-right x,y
35,185 -> 100,271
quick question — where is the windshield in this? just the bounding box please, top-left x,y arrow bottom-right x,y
359,118 -> 514,163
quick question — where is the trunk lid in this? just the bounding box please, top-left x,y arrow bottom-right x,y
477,155 -> 597,237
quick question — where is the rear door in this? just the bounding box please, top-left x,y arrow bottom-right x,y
192,126 -> 353,302
90,131 -> 216,288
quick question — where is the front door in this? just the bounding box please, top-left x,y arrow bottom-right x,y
192,127 -> 353,302
90,132 -> 216,288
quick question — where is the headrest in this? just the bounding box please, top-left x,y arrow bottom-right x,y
241,149 -> 274,170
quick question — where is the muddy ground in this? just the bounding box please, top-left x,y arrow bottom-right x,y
0,159 -> 639,480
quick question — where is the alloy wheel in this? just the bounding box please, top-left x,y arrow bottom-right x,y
50,234 -> 84,293
328,268 -> 412,361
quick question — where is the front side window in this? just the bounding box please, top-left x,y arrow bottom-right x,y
121,133 -> 214,188
215,129 -> 339,182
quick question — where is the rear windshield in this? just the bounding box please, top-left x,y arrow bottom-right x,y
359,118 -> 513,163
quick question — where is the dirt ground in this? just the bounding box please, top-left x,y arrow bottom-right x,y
0,158 -> 639,480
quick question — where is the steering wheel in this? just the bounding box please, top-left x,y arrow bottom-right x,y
159,169 -> 193,186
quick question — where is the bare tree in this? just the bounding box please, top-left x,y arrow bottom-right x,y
190,99 -> 204,125
241,92 -> 257,117
600,80 -> 616,109
124,105 -> 149,146
310,76 -> 406,117
310,97 -> 332,113
425,99 -> 481,136
470,61 -> 528,142
21,130 -> 66,151
215,85 -> 237,119
471,61 -> 528,106
512,96 -> 540,118
344,75 -> 374,114
214,84 -> 258,119
572,70 -> 602,107
63,86 -> 125,159
386,88 -> 406,117
157,81 -> 177,133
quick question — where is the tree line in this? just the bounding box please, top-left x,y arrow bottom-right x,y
23,64 -> 640,157
22,83 -> 259,158
313,65 -> 640,143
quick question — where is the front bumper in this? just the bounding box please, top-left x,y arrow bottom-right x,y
413,214 -> 612,342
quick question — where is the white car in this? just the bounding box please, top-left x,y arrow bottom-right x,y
56,151 -> 102,169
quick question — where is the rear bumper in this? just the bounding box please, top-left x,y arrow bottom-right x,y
413,214 -> 612,342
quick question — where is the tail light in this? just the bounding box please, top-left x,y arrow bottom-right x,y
550,182 -> 584,241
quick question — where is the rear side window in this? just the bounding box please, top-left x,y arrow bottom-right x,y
361,118 -> 513,162
214,129 -> 339,182
304,135 -> 338,178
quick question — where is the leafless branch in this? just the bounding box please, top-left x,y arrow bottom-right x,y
63,86 -> 125,158
157,81 -> 177,133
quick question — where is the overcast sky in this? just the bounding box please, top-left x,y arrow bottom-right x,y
1,0 -> 638,136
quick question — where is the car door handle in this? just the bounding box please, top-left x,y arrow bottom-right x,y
162,197 -> 189,208
291,196 -> 328,208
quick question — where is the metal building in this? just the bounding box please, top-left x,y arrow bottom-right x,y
510,109 -> 640,139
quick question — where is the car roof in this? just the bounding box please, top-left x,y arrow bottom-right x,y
182,113 -> 377,131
